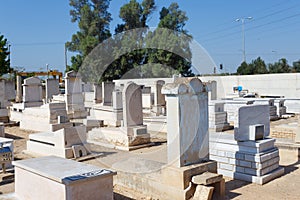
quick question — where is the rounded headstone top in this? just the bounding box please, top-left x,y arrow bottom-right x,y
23,77 -> 42,86
65,70 -> 81,79
162,77 -> 206,95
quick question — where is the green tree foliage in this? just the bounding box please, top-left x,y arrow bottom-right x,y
268,58 -> 291,73
66,0 -> 112,72
73,1 -> 194,82
0,34 -> 11,76
292,60 -> 300,72
104,1 -> 193,81
236,57 -> 269,75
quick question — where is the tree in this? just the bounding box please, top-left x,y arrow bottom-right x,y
66,0 -> 112,72
292,60 -> 300,72
107,1 -> 193,81
251,57 -> 268,74
237,61 -> 253,75
148,2 -> 193,77
236,57 -> 268,75
0,34 -> 11,76
268,58 -> 291,73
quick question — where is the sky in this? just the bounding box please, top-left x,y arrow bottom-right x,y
1,0 -> 300,74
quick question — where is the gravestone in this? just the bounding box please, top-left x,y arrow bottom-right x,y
234,104 -> 270,141
207,80 -> 217,100
65,71 -> 87,119
22,77 -> 43,107
102,82 -> 115,106
93,83 -> 102,103
87,82 -> 150,150
46,79 -> 60,103
141,86 -> 153,109
16,75 -> 22,103
152,80 -> 166,116
209,101 -> 231,132
27,126 -> 87,159
162,77 -> 209,167
0,80 -> 9,122
13,156 -> 116,200
123,82 -> 143,127
112,89 -> 122,110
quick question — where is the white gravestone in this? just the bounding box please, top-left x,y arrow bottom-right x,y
234,104 -> 270,141
162,78 -> 209,167
46,79 -> 60,103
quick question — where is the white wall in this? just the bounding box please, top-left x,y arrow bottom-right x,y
200,73 -> 300,99
113,73 -> 300,99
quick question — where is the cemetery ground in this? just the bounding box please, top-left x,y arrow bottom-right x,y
0,117 -> 300,200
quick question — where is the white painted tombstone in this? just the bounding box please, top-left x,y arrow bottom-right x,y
93,83 -> 102,103
16,75 -> 22,103
13,156 -> 116,200
123,82 -> 143,127
22,77 -> 43,107
0,80 -> 5,107
87,82 -> 150,150
46,79 -> 60,103
102,82 -> 115,106
27,125 -> 87,159
162,77 -> 209,167
65,71 -> 87,118
142,86 -> 153,109
234,104 -> 270,141
113,89 -> 123,110
0,80 -> 9,122
207,80 -> 217,100
152,80 -> 166,115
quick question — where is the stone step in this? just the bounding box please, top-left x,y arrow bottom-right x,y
192,172 -> 223,185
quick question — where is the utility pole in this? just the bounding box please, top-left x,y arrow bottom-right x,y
236,17 -> 252,62
65,43 -> 68,70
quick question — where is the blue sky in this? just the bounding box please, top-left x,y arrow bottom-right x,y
1,0 -> 299,74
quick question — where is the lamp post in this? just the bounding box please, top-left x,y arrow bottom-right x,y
236,17 -> 252,62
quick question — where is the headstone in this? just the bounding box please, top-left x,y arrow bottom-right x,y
112,89 -> 123,110
93,83 -> 102,103
142,86 -> 153,109
209,101 -> 231,132
65,71 -> 87,118
0,80 -> 5,108
152,80 -> 166,115
102,82 -> 115,106
22,77 -> 43,107
162,77 -> 209,167
16,75 -> 22,103
123,82 -> 143,127
45,79 -> 59,103
234,104 -> 270,141
4,80 -> 16,101
27,126 -> 87,159
207,80 -> 217,100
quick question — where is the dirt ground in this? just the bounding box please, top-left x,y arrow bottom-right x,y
0,119 -> 300,199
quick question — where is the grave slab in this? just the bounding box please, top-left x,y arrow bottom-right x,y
13,156 -> 116,200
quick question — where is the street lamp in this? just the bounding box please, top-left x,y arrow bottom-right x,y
236,17 -> 252,62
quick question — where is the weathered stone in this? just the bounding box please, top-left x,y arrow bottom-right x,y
193,185 -> 214,200
192,172 -> 223,185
